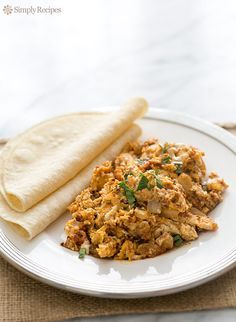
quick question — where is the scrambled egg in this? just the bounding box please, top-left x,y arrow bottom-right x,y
63,139 -> 228,260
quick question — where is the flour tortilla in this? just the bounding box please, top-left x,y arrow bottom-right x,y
0,125 -> 141,239
0,98 -> 148,212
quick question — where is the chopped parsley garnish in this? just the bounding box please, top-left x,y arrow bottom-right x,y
137,174 -> 149,191
173,160 -> 183,175
155,175 -> 163,189
124,172 -> 133,181
161,156 -> 171,164
149,170 -> 163,189
173,234 -> 183,247
175,165 -> 183,175
162,143 -> 169,154
79,248 -> 86,259
119,181 -> 136,206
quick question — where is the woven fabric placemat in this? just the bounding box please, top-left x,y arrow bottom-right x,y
0,125 -> 236,322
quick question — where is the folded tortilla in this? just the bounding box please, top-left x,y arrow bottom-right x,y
0,97 -> 148,212
0,124 -> 141,239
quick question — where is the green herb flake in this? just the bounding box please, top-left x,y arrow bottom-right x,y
124,172 -> 133,181
173,161 -> 183,175
161,156 -> 171,164
79,248 -> 86,259
137,174 -> 149,191
155,175 -> 164,189
150,170 -> 164,189
119,181 -> 136,206
173,234 -> 183,247
175,165 -> 183,175
162,143 -> 169,154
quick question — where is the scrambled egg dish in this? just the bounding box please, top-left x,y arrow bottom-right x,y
63,139 -> 228,260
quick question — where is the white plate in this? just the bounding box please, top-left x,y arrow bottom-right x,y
1,108 -> 236,298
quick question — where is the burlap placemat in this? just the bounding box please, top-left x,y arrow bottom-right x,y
0,125 -> 236,322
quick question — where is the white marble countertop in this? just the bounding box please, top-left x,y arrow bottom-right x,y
0,0 -> 236,321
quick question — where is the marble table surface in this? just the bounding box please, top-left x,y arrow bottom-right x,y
0,0 -> 236,321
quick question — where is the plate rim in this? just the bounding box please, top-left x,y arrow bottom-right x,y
1,107 -> 236,298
